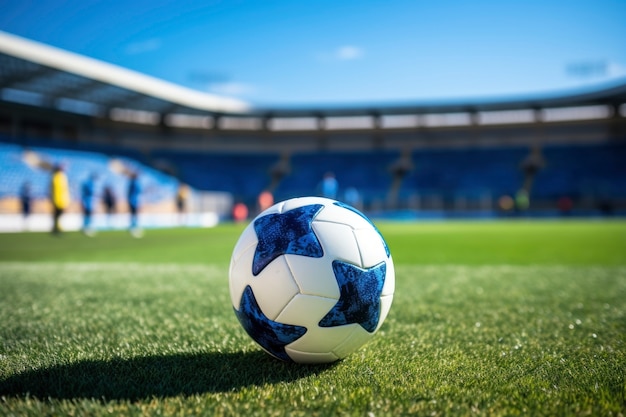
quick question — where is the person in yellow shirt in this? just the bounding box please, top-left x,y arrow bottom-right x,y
50,164 -> 70,234
176,183 -> 189,226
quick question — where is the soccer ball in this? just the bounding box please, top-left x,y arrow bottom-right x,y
229,196 -> 395,364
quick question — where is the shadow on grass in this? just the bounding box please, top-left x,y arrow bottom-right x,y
0,351 -> 334,401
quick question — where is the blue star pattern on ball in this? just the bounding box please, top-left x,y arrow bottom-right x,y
333,201 -> 390,257
252,204 -> 324,276
319,260 -> 387,333
234,286 -> 307,362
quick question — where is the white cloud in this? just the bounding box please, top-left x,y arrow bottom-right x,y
607,61 -> 626,78
336,45 -> 364,60
209,82 -> 257,97
124,38 -> 161,55
314,45 -> 365,62
566,60 -> 626,80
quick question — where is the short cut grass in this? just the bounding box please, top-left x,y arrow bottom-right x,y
1,220 -> 625,416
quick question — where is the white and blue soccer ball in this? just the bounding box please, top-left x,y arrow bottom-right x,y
229,196 -> 395,364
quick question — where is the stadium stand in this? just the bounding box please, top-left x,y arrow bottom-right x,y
1,31 -> 626,224
402,146 -> 528,204
0,134 -> 148,164
0,141 -> 178,209
150,150 -> 281,205
3,134 -> 626,219
536,142 -> 626,200
273,150 -> 400,205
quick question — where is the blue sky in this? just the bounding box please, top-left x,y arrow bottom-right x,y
1,0 -> 625,108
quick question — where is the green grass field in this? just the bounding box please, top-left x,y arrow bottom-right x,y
1,220 -> 625,416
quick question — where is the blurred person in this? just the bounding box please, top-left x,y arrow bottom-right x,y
20,181 -> 32,219
520,145 -> 545,193
257,189 -> 274,213
127,171 -> 142,237
233,201 -> 248,223
498,195 -> 515,212
344,186 -> 361,210
103,184 -> 116,226
50,164 -> 70,235
319,172 -> 338,200
515,189 -> 530,213
557,196 -> 573,216
597,198 -> 614,216
20,181 -> 33,231
176,183 -> 190,226
81,173 -> 97,236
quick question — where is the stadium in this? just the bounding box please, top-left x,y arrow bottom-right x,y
1,30 -> 626,230
1,15 -> 625,417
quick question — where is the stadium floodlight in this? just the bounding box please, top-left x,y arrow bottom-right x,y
110,108 -> 160,125
218,116 -> 263,130
324,116 -> 375,130
422,112 -> 471,127
477,109 -> 536,125
268,117 -> 319,131
165,114 -> 214,129
380,114 -> 420,129
540,105 -> 612,122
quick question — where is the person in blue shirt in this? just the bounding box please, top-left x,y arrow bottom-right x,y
102,184 -> 116,226
20,181 -> 32,219
20,181 -> 32,231
81,173 -> 97,236
127,171 -> 142,237
344,186 -> 361,210
320,171 -> 339,200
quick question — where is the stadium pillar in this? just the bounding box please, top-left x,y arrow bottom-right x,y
316,114 -> 328,150
609,103 -> 625,138
371,111 -> 383,149
11,114 -> 21,140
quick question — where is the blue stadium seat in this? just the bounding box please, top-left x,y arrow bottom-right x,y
150,150 -> 281,202
3,139 -> 625,213
0,142 -> 177,205
274,150 -> 400,204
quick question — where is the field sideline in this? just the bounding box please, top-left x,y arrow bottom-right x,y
0,220 -> 625,416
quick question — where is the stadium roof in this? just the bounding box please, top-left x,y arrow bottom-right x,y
0,31 -> 250,117
262,79 -> 626,117
1,30 -> 625,122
